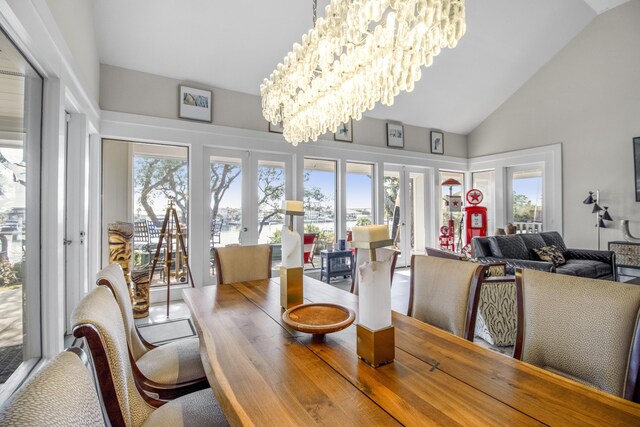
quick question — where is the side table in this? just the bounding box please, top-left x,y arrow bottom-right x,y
320,249 -> 353,283
609,241 -> 640,282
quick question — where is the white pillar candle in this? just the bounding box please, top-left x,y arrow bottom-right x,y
358,260 -> 392,330
352,225 -> 389,242
281,225 -> 302,268
281,200 -> 304,213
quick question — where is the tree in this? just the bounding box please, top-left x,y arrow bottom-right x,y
257,166 -> 285,237
134,158 -> 188,224
513,191 -> 535,222
210,163 -> 241,224
384,176 -> 399,220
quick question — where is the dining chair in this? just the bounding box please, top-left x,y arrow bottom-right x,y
514,268 -> 640,401
408,255 -> 486,340
72,286 -> 229,426
0,348 -> 105,426
350,247 -> 399,295
303,233 -> 318,268
425,246 -> 465,260
97,263 -> 208,400
212,244 -> 273,285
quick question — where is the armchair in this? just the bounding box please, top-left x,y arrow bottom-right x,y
303,233 -> 318,268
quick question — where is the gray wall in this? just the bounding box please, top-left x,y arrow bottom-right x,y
468,1 -> 640,249
46,0 -> 100,103
99,64 -> 468,158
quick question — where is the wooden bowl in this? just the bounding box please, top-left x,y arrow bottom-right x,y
282,303 -> 356,335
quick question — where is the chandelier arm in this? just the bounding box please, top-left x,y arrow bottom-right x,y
312,0 -> 317,26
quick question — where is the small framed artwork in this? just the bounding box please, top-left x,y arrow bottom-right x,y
334,119 -> 353,142
431,130 -> 444,154
179,85 -> 212,122
387,122 -> 404,148
268,121 -> 284,134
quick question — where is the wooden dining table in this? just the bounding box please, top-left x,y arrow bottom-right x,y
183,276 -> 640,426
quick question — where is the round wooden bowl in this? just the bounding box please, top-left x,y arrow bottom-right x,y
282,303 -> 356,335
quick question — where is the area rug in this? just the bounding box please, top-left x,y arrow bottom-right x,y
137,318 -> 196,344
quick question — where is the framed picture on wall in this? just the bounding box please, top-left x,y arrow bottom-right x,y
179,85 -> 212,122
431,131 -> 444,154
268,121 -> 284,134
387,122 -> 404,148
334,119 -> 353,142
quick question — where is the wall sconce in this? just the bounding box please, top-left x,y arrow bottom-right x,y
583,190 -> 613,250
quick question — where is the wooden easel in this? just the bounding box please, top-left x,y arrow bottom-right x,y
149,198 -> 195,316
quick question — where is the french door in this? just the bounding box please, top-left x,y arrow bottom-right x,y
383,166 -> 429,267
204,147 -> 292,282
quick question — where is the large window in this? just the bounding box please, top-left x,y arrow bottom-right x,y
346,162 -> 374,230
508,166 -> 543,233
472,170 -> 495,233
304,158 -> 336,253
439,170 -> 464,250
102,141 -> 189,286
0,31 -> 43,392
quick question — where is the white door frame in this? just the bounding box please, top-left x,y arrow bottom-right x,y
202,147 -> 293,284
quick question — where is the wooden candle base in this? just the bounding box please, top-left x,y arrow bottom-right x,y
280,266 -> 303,309
357,324 -> 395,368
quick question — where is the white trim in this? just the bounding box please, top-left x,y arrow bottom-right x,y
0,0 -> 100,131
468,143 -> 563,235
40,77 -> 65,358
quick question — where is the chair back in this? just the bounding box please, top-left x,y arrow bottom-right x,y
409,255 -> 485,340
213,244 -> 273,285
97,263 -> 149,360
72,286 -> 155,427
514,269 -> 640,401
303,233 -> 318,263
351,247 -> 399,295
425,246 -> 465,260
133,221 -> 150,245
0,348 -> 105,426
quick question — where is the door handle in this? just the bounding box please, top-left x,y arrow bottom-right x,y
243,227 -> 248,232
63,239 -> 73,246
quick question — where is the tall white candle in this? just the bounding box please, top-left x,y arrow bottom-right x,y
358,260 -> 392,330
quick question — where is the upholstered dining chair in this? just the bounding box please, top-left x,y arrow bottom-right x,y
97,263 -> 208,400
212,244 -> 273,285
425,246 -> 465,260
350,247 -> 399,295
72,286 -> 229,426
408,255 -> 486,340
0,348 -> 105,426
514,268 -> 640,402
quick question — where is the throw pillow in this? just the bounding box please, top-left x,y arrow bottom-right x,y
532,245 -> 566,266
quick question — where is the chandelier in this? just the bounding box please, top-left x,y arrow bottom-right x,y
261,0 -> 466,145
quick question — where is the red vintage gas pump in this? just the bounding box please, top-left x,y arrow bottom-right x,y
464,189 -> 487,246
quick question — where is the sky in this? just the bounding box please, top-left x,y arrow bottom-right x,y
513,177 -> 543,205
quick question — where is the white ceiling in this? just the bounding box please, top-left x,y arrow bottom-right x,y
93,0 -> 620,135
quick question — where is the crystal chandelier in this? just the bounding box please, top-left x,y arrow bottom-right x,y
261,0 -> 466,145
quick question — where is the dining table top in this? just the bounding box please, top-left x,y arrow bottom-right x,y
182,275 -> 640,426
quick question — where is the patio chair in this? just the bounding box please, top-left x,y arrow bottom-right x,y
210,220 -> 222,245
303,233 -> 318,268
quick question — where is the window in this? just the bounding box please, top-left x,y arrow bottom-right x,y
0,30 -> 43,391
346,162 -> 374,230
508,166 -> 543,233
439,170 -> 464,249
102,141 -> 189,286
304,158 -> 336,252
472,170 -> 495,232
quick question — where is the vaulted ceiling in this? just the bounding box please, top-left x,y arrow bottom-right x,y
93,0 -> 627,135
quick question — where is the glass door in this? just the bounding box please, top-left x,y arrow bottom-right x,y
384,167 -> 428,267
205,148 -> 291,280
